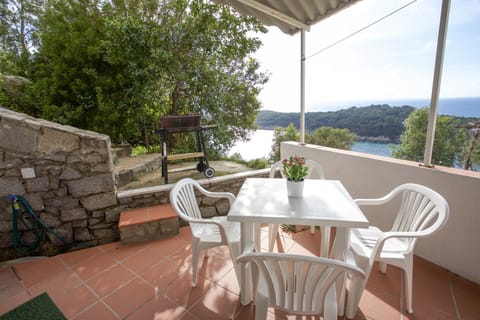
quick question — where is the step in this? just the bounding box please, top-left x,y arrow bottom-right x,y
113,153 -> 163,187
111,144 -> 132,163
118,204 -> 179,244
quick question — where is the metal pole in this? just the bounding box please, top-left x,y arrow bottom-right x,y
300,30 -> 306,145
422,0 -> 451,167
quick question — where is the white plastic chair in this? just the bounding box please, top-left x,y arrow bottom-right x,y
345,183 -> 449,318
169,178 -> 241,287
237,252 -> 365,320
268,159 -> 326,252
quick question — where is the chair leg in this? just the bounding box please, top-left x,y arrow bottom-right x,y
191,240 -> 200,287
268,223 -> 278,252
310,225 -> 315,234
346,276 -> 367,319
254,291 -> 268,320
379,262 -> 388,273
324,284 -> 338,320
404,260 -> 414,313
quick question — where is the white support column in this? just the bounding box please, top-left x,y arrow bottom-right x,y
300,30 -> 306,145
422,0 -> 451,167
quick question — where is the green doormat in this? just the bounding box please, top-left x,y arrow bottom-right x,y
0,292 -> 66,320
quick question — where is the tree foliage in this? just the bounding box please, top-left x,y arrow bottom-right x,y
0,0 -> 43,76
269,123 -> 356,162
305,126 -> 356,149
1,0 -> 268,151
392,108 -> 467,167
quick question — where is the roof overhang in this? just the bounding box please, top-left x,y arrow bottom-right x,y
211,0 -> 363,35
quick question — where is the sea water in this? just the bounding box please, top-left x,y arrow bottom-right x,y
227,130 -> 395,161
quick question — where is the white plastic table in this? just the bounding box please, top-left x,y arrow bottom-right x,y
227,178 -> 369,310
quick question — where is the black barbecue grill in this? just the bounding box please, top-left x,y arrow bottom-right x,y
157,114 -> 216,184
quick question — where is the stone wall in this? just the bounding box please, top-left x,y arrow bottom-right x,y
0,107 -> 269,261
116,170 -> 270,227
0,107 -> 117,260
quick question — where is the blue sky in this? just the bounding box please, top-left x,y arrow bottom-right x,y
253,0 -> 480,113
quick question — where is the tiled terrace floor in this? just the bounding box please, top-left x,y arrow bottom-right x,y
1,226 -> 479,319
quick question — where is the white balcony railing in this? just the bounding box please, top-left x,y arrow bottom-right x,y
281,141 -> 480,285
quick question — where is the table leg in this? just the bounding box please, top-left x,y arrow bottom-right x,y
320,226 -> 331,257
240,221 -> 255,305
332,227 -> 350,317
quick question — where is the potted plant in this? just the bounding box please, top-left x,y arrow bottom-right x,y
282,155 -> 308,197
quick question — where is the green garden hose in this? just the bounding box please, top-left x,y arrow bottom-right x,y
9,195 -> 67,255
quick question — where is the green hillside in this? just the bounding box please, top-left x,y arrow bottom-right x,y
256,105 -> 479,142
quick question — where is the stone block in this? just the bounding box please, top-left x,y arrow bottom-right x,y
74,228 -> 94,241
0,158 -> 23,169
25,176 -> 49,192
40,212 -> 61,227
0,177 -> 25,196
23,193 -> 44,211
61,207 -> 87,222
38,127 -> 80,153
59,167 -> 82,180
215,199 -> 231,215
81,192 -> 117,211
118,204 -> 179,244
0,119 -> 38,153
200,206 -> 217,218
105,206 -> 125,223
44,196 -> 79,209
66,173 -> 115,197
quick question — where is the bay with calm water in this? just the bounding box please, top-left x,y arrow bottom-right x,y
227,130 -> 395,161
228,97 -> 479,161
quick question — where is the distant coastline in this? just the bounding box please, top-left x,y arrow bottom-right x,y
308,96 -> 480,118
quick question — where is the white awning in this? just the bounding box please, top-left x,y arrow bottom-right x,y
211,0 -> 362,35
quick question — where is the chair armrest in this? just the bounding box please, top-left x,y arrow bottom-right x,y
355,187 -> 404,207
196,187 -> 236,206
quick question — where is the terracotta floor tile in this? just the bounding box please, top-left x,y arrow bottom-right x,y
216,268 -> 240,295
126,294 -> 187,320
122,245 -> 167,274
148,235 -> 190,257
451,274 -> 480,320
50,284 -> 98,319
103,277 -> 155,319
140,258 -> 183,292
178,311 -> 201,320
71,252 -> 117,281
366,263 -> 402,295
27,269 -> 83,297
195,254 -> 234,284
188,283 -> 242,320
2,227 -> 480,320
355,284 -> 401,320
164,273 -> 214,309
0,267 -> 25,300
0,290 -> 31,315
72,301 -> 119,320
86,263 -> 136,297
60,246 -> 102,267
99,241 -> 148,262
14,256 -> 67,288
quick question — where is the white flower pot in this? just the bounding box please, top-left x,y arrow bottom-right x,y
286,179 -> 304,198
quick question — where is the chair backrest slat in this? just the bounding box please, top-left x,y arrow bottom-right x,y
239,253 -> 364,315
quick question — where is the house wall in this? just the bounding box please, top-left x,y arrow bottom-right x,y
282,141 -> 480,285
